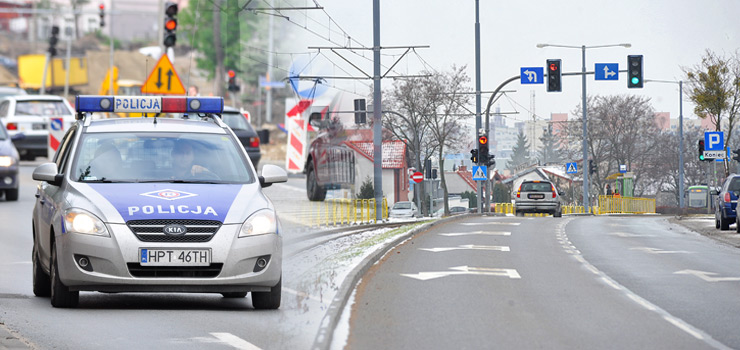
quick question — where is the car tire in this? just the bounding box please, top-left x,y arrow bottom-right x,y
5,188 -> 18,201
716,211 -> 721,229
306,162 -> 327,202
252,278 -> 281,310
736,216 -> 740,233
221,292 -> 248,298
720,212 -> 731,231
32,243 -> 51,297
50,241 -> 79,308
553,208 -> 562,218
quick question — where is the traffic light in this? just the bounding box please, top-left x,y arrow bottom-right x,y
470,149 -> 479,163
227,70 -> 239,92
627,55 -> 643,88
486,154 -> 496,167
99,4 -> 105,28
478,135 -> 489,165
546,59 -> 562,92
354,99 -> 367,124
732,148 -> 740,162
163,2 -> 178,48
589,160 -> 597,175
698,140 -> 706,161
48,25 -> 59,57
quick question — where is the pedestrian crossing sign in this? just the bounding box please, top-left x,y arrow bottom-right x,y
566,162 -> 577,174
472,166 -> 487,181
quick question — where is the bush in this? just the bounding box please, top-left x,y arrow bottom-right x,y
356,176 -> 374,199
461,191 -> 477,208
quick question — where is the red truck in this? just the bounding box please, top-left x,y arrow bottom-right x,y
304,114 -> 356,201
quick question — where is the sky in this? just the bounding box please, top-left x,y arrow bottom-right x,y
278,0 -> 740,127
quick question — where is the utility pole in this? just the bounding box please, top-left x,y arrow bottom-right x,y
372,0 -> 383,221
265,0 -> 275,122
474,0 -> 483,213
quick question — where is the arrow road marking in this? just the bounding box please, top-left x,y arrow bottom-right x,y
523,69 -> 536,82
674,269 -> 740,282
439,231 -> 511,237
630,247 -> 691,254
401,266 -> 520,281
603,65 -> 616,78
419,245 -> 510,253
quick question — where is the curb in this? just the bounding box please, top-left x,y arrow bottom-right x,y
0,322 -> 30,350
310,214 -> 474,350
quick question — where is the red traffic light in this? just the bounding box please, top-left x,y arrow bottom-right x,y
165,19 -> 177,31
227,70 -> 236,78
478,136 -> 488,145
99,3 -> 104,10
549,63 -> 557,71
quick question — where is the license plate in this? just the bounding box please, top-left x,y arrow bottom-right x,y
32,123 -> 46,130
528,193 -> 545,199
139,248 -> 211,266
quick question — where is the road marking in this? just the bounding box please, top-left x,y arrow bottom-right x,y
630,247 -> 691,254
663,316 -> 705,340
419,245 -> 510,253
439,231 -> 511,236
460,222 -> 520,226
674,269 -> 740,282
210,333 -> 262,350
401,266 -> 520,281
272,183 -> 306,193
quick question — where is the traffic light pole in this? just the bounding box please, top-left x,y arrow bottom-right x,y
474,0 -> 483,214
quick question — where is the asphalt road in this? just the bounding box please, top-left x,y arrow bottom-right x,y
345,215 -> 740,349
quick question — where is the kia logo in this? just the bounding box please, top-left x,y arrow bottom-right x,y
163,224 -> 187,236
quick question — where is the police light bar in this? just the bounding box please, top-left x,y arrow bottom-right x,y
75,96 -> 224,114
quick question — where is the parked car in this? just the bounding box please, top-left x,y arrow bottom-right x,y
0,95 -> 75,160
220,106 -> 261,167
0,86 -> 27,98
714,175 -> 740,230
0,121 -> 20,200
390,201 -> 419,218
513,180 -> 562,217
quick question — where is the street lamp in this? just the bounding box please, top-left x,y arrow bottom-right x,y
645,79 -> 685,208
536,43 -> 631,213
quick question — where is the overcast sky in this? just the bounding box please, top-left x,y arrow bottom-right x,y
281,0 -> 740,126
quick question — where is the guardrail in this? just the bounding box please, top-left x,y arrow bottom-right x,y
598,195 -> 656,214
302,198 -> 389,227
494,203 -> 592,216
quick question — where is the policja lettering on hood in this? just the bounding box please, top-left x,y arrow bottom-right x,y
128,204 -> 218,216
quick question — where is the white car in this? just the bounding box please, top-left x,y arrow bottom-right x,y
0,95 -> 75,160
31,95 -> 287,309
390,201 -> 419,218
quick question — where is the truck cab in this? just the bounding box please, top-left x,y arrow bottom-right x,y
304,113 -> 355,201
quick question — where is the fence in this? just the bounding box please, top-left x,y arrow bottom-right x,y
598,195 -> 656,214
301,198 -> 389,227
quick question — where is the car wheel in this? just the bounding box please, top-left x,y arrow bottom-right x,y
5,188 -> 18,201
50,241 -> 79,308
32,242 -> 51,297
716,211 -> 721,229
720,212 -> 730,231
252,278 -> 281,310
736,216 -> 740,233
221,292 -> 248,298
553,208 -> 562,218
306,162 -> 326,202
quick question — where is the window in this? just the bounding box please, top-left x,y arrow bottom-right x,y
14,100 -> 72,116
221,112 -> 251,131
521,182 -> 553,192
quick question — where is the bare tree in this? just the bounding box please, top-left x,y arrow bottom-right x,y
70,0 -> 90,39
684,49 -> 740,177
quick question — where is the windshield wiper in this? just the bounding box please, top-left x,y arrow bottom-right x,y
83,179 -> 129,183
133,179 -> 220,184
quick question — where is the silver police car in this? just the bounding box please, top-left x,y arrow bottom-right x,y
31,95 -> 287,309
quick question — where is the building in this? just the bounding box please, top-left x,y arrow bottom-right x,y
345,140 -> 409,205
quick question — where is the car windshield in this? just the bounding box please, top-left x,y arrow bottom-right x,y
521,182 -> 552,192
72,132 -> 254,184
394,202 -> 412,209
221,112 -> 251,131
0,124 -> 6,139
14,100 -> 71,116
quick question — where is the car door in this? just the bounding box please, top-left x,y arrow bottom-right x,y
35,125 -> 77,266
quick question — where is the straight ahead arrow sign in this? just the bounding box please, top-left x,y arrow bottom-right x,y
401,266 -> 521,281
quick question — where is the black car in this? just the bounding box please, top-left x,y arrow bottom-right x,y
0,122 -> 19,200
221,107 -> 261,167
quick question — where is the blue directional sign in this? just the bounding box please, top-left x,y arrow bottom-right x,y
705,131 -> 724,151
565,162 -> 577,174
520,67 -> 543,84
472,166 -> 487,181
595,63 -> 619,81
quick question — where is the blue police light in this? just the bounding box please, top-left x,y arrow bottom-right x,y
75,96 -> 224,114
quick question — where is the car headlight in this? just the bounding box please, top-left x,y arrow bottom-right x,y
0,156 -> 14,167
64,208 -> 109,237
239,209 -> 277,237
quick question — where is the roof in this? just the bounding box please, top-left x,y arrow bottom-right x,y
346,140 -> 406,169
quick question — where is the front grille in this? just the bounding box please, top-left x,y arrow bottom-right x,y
127,219 -> 222,243
127,263 -> 223,278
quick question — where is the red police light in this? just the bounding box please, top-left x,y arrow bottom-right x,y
165,19 -> 177,31
227,70 -> 236,78
478,136 -> 488,145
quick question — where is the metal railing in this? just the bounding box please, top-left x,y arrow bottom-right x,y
598,195 -> 656,214
302,198 -> 389,227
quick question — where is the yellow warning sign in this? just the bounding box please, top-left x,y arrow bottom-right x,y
142,54 -> 185,95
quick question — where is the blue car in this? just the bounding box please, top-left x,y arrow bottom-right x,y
715,175 -> 740,230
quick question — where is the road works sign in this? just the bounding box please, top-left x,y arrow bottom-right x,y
142,54 -> 186,95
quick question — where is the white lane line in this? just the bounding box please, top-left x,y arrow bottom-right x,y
630,247 -> 692,254
439,231 -> 511,236
460,222 -> 521,226
283,287 -> 323,303
210,333 -> 262,350
601,277 -> 622,291
663,316 -> 705,340
419,245 -> 510,253
626,293 -> 657,311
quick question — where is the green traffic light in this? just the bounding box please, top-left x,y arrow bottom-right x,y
699,155 -> 705,161
631,77 -> 640,85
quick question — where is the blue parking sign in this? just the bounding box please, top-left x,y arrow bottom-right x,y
705,131 -> 724,151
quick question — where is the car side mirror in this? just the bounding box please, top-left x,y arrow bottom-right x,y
259,164 -> 288,188
710,190 -> 719,195
32,162 -> 63,186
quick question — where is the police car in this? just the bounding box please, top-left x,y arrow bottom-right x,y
31,95 -> 287,309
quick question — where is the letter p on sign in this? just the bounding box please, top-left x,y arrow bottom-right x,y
705,131 -> 724,151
